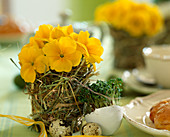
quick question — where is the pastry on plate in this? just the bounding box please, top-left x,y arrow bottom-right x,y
150,99 -> 170,130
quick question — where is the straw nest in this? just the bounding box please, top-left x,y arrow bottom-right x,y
25,60 -> 96,133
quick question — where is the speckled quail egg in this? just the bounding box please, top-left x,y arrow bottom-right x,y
81,122 -> 102,135
49,119 -> 72,137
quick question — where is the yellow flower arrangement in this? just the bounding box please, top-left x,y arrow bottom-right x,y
18,24 -> 104,83
95,0 -> 163,37
16,24 -> 125,136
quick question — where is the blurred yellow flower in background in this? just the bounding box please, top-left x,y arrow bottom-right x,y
95,0 -> 163,37
95,2 -> 113,24
147,5 -> 164,36
110,0 -> 136,29
123,10 -> 150,36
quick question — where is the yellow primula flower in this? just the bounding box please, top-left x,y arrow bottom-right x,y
34,24 -> 53,41
77,31 -> 103,64
70,32 -> 78,41
31,37 -> 45,49
23,37 -> 45,49
58,25 -> 73,36
50,24 -> 73,40
18,24 -> 104,83
69,32 -> 89,58
43,37 -> 82,72
18,46 -> 49,83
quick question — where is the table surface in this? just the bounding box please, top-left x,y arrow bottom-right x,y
0,46 -> 154,137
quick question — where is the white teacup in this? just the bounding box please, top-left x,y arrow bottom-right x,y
143,45 -> 170,88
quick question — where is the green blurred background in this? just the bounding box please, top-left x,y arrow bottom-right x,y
69,0 -> 111,21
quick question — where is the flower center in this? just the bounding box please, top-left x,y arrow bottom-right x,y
31,62 -> 34,66
43,41 -> 48,44
60,54 -> 64,58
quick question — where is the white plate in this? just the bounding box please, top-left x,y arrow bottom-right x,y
123,90 -> 170,137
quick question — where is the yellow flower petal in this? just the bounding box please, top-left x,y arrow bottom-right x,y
50,28 -> 65,39
59,37 -> 77,55
21,43 -> 31,49
18,46 -> 43,65
34,55 -> 49,73
51,58 -> 73,72
48,57 -> 61,66
21,63 -> 36,83
62,25 -> 74,35
70,32 -> 89,57
67,25 -> 74,34
87,54 -> 103,64
31,37 -> 46,49
78,31 -> 90,45
43,40 -> 61,66
76,42 -> 89,57
43,40 -> 61,57
65,50 -> 82,66
83,37 -> 104,64
57,24 -> 74,35
93,63 -> 96,71
43,37 -> 80,70
20,37 -> 45,49
87,38 -> 103,56
70,32 -> 78,41
35,24 -> 53,40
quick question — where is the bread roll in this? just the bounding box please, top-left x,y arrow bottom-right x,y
154,104 -> 170,130
150,99 -> 170,130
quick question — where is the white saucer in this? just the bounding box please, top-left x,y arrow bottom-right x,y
122,69 -> 160,94
135,69 -> 156,85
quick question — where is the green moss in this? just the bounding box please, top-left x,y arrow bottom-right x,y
78,78 -> 124,110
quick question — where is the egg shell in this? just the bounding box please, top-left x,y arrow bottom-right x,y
85,105 -> 123,135
49,119 -> 72,137
81,122 -> 102,135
